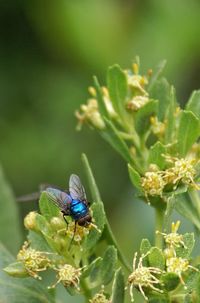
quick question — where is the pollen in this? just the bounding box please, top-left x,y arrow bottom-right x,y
128,252 -> 163,302
17,241 -> 52,280
49,264 -> 82,290
141,171 -> 166,196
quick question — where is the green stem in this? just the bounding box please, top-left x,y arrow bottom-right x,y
155,208 -> 164,249
82,153 -> 132,272
104,218 -> 132,272
80,279 -> 92,301
188,190 -> 200,218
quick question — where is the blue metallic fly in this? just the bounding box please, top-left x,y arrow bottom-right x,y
45,174 -> 92,227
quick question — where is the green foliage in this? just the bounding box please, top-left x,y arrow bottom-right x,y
0,167 -> 22,254
111,268 -> 125,303
148,247 -> 165,270
177,111 -> 200,156
186,90 -> 200,119
148,142 -> 167,169
0,243 -> 54,303
3,59 -> 200,303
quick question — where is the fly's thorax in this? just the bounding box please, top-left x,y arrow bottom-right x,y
70,199 -> 89,220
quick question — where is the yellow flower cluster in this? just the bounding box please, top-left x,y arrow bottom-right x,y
49,264 -> 82,290
75,98 -> 105,130
17,241 -> 52,280
159,221 -> 198,287
89,288 -> 111,303
66,221 -> 90,244
75,61 -> 153,130
141,171 -> 165,197
126,63 -> 151,112
141,157 -> 198,198
150,116 -> 166,137
128,252 -> 163,302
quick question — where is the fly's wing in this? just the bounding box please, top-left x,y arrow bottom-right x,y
69,174 -> 87,201
45,188 -> 72,211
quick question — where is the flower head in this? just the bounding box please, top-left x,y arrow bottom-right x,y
49,264 -> 82,290
141,171 -> 166,197
101,86 -> 118,119
66,221 -> 89,244
17,241 -> 52,280
157,221 -> 186,252
126,96 -> 150,112
24,211 -> 38,231
166,256 -> 198,287
150,116 -> 166,137
75,98 -> 105,130
128,252 -> 163,302
89,288 -> 110,303
163,157 -> 198,189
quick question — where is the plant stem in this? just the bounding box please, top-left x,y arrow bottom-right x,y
80,279 -> 92,301
82,153 -> 132,272
104,219 -> 132,272
188,190 -> 200,218
155,208 -> 164,249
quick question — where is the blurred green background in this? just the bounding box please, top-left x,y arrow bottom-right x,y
0,0 -> 200,301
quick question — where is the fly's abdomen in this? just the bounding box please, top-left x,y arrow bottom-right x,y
70,200 -> 88,220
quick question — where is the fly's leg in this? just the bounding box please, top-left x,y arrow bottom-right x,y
68,221 -> 77,251
62,213 -> 69,229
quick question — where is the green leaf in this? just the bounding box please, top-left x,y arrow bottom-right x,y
175,194 -> 200,231
148,142 -> 167,169
107,64 -> 128,118
88,246 -> 117,288
83,202 -> 105,251
135,99 -> 158,135
39,192 -> 60,220
150,78 -> 171,121
161,272 -> 180,291
93,76 -> 109,118
148,294 -> 170,303
111,268 -> 125,303
0,243 -> 55,303
140,238 -> 152,255
148,247 -> 165,270
175,233 -> 195,258
0,166 -> 22,254
4,262 -> 28,278
164,196 -> 176,228
186,90 -> 200,119
128,164 -> 142,191
177,110 -> 200,156
185,266 -> 200,298
148,60 -> 167,91
99,246 -> 117,285
81,153 -> 101,203
81,257 -> 102,279
164,86 -> 177,143
28,230 -> 52,252
101,118 -> 132,163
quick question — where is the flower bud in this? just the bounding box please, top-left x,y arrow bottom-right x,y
24,211 -> 38,232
